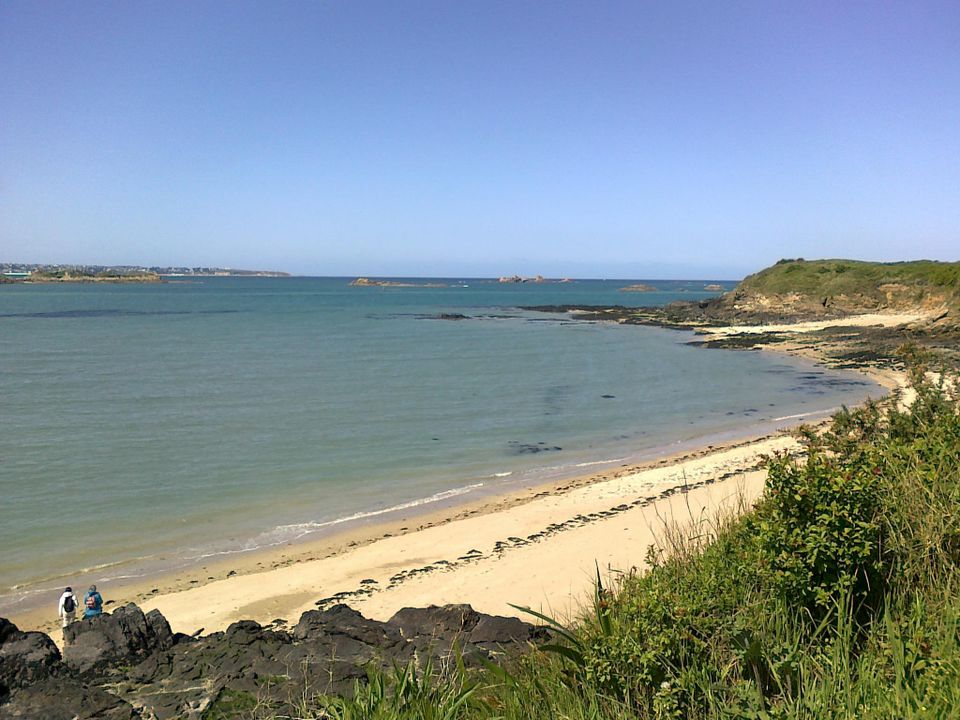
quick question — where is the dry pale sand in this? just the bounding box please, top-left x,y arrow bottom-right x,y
13,311 -> 916,642
699,311 -> 927,337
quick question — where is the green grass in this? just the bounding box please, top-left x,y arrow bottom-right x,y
244,347 -> 960,720
205,688 -> 260,719
735,258 -> 960,306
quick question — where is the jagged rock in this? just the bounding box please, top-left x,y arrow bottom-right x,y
123,617 -> 361,718
0,618 -> 61,700
389,604 -> 486,662
3,603 -> 545,719
389,603 -> 482,638
63,603 -> 174,675
145,608 -> 174,647
468,613 -> 545,649
0,677 -> 139,720
224,619 -> 265,646
296,604 -> 400,645
388,604 -> 546,660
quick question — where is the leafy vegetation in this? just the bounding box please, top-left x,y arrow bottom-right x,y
245,349 -> 960,719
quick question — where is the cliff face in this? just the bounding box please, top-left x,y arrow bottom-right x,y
666,259 -> 960,326
732,259 -> 958,314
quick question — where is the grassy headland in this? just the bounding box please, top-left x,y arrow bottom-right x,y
732,258 -> 960,317
526,258 -> 960,372
657,258 -> 959,326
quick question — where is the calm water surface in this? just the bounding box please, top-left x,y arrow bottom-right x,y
0,278 -> 880,612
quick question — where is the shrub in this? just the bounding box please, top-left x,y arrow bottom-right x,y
752,439 -> 888,614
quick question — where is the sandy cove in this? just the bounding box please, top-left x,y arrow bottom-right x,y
10,312 -> 914,642
9,431 -> 800,642
140,439 -> 788,634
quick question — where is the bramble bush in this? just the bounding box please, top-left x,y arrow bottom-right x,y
751,428 -> 888,614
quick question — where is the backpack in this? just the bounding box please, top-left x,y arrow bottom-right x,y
63,595 -> 75,613
85,594 -> 97,609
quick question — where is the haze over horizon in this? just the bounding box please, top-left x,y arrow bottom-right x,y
2,2 -> 958,279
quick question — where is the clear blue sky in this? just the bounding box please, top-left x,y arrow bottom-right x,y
2,1 -> 958,278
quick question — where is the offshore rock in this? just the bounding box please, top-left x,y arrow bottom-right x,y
619,283 -> 657,292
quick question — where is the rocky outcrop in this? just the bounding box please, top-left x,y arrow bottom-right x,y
389,604 -> 545,659
0,677 -> 139,720
1,602 -> 544,720
350,277 -> 447,288
499,275 -> 546,283
63,604 -> 173,675
0,618 -> 60,701
525,260 -> 958,328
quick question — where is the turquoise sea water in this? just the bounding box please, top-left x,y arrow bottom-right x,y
0,277 -> 880,613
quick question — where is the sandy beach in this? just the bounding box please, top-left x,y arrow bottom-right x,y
9,313 -> 913,642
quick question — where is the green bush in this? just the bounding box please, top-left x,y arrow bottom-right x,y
751,440 -> 888,613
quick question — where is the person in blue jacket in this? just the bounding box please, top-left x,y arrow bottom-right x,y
83,584 -> 103,618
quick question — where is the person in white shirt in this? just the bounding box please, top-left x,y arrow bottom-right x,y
58,586 -> 78,628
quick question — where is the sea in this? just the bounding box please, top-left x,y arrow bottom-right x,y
0,277 -> 882,614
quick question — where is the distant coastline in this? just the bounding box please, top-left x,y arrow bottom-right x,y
0,263 -> 291,283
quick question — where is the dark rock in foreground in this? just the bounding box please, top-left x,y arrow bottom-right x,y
0,677 -> 139,720
0,602 -> 545,719
63,604 -> 174,675
0,618 -> 61,700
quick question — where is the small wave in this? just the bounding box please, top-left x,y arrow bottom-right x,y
96,572 -> 149,582
536,456 -> 630,474
570,457 -> 629,468
771,407 -> 840,423
8,558 -> 134,592
3,585 -> 52,600
491,471 -> 513,478
187,482 -> 487,560
2,557 -> 157,612
76,559 -> 131,574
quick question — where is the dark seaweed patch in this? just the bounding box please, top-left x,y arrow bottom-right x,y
507,441 -> 562,455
